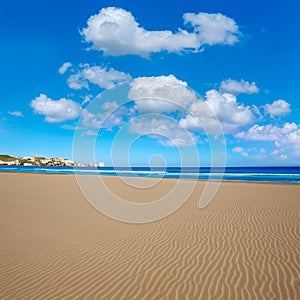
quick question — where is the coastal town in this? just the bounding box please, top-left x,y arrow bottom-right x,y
0,155 -> 105,167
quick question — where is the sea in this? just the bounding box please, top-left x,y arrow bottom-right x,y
0,166 -> 300,184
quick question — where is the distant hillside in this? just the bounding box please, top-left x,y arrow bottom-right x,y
0,155 -> 18,162
0,154 -> 105,167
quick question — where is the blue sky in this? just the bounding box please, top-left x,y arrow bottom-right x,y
0,0 -> 299,166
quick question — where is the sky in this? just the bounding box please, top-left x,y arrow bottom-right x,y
0,0 -> 299,166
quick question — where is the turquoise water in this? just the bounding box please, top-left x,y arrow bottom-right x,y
0,166 -> 300,184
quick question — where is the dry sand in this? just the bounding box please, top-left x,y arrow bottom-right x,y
0,172 -> 299,299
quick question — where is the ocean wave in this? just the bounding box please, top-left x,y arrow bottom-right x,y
0,166 -> 299,183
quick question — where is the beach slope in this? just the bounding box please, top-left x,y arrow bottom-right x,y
0,173 -> 299,299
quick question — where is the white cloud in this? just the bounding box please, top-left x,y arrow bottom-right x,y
81,7 -> 241,57
220,79 -> 259,94
82,109 -> 103,128
232,147 -> 270,159
183,12 -> 240,45
128,75 -> 197,113
181,89 -> 255,134
271,149 -> 280,156
67,64 -> 131,90
82,104 -> 129,130
81,94 -> 93,105
232,146 -> 243,153
206,90 -> 255,132
128,116 -> 197,147
30,94 -> 82,123
264,99 -> 291,117
67,73 -> 89,90
85,130 -> 98,136
235,123 -> 297,141
60,124 -> 76,130
232,146 -> 248,157
58,62 -> 72,74
236,122 -> 300,156
102,101 -> 119,111
9,111 -> 23,117
129,76 -> 255,134
178,101 -> 222,134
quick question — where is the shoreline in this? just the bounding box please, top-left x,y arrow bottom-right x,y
0,169 -> 299,186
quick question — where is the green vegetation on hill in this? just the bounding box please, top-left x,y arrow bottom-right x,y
0,155 -> 18,162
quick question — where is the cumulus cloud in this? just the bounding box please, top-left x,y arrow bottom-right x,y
236,122 -> 300,156
264,99 -> 291,117
206,90 -> 255,132
128,75 -> 197,113
30,94 -> 82,123
236,123 -> 296,141
81,7 -> 241,57
128,116 -> 197,147
220,79 -> 259,94
180,89 -> 255,134
78,74 -> 297,153
128,76 -> 255,135
178,100 -> 222,134
67,64 -> 131,90
80,75 -> 198,146
58,62 -> 72,74
9,111 -> 23,117
183,12 -> 240,45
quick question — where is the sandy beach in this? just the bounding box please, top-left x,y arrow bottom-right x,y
0,172 -> 299,299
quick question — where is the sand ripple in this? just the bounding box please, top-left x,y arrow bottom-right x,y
0,174 -> 299,299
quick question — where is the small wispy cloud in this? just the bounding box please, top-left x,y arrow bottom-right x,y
67,64 -> 131,90
232,146 -> 248,156
220,79 -> 259,95
9,111 -> 24,117
58,62 -> 72,74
